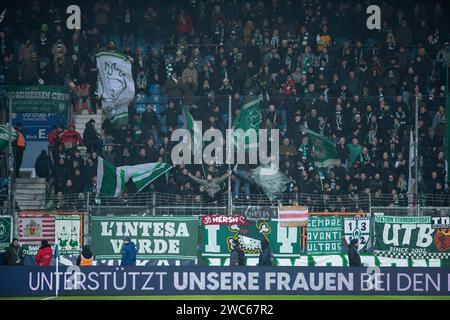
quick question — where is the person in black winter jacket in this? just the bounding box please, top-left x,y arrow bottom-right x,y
348,238 -> 362,267
258,239 -> 273,266
229,238 -> 245,266
34,150 -> 52,180
83,119 -> 102,154
76,245 -> 95,266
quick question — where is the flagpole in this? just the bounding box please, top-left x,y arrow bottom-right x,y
55,244 -> 59,298
228,95 -> 233,215
414,96 -> 419,216
7,95 -> 16,237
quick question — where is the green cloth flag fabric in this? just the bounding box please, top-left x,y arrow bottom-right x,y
445,65 -> 450,183
302,127 -> 340,168
97,157 -> 172,197
0,125 -> 17,151
232,98 -> 261,151
251,164 -> 290,201
347,143 -> 362,166
182,106 -> 203,156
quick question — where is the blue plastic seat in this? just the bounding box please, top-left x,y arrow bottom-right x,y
150,84 -> 161,95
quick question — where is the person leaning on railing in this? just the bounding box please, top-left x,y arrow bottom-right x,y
187,171 -> 231,205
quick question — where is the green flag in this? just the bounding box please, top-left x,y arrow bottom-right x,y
251,164 -> 290,201
445,64 -> 450,183
0,125 -> 17,151
232,98 -> 261,151
347,143 -> 362,166
130,162 -> 172,192
97,158 -> 172,197
302,127 -> 340,168
182,106 -> 203,158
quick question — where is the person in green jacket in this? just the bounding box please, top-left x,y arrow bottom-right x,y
5,238 -> 24,266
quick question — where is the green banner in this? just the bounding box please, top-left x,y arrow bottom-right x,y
374,215 -> 450,258
201,220 -> 302,266
0,216 -> 12,252
90,216 -> 199,260
5,85 -> 70,113
307,216 -> 343,254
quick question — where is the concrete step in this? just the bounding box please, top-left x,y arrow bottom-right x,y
15,178 -> 46,184
15,184 -> 46,191
16,199 -> 46,207
18,205 -> 46,210
15,193 -> 46,200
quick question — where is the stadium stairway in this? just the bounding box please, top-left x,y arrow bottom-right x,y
15,178 -> 47,210
74,112 -> 106,157
74,113 -> 105,139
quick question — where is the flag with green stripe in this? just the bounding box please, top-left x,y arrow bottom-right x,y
232,98 -> 261,151
97,158 -> 172,197
0,125 -> 17,151
182,106 -> 203,157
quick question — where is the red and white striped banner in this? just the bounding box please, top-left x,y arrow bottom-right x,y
278,206 -> 309,227
19,215 -> 55,243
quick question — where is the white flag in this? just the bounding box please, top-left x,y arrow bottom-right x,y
96,51 -> 135,126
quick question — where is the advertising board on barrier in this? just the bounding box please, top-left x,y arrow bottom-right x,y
202,220 -> 301,266
90,216 -> 199,260
374,216 -> 450,259
307,216 -> 342,254
201,215 -> 247,225
0,216 -> 12,252
0,266 -> 448,296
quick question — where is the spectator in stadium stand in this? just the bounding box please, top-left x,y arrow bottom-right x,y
83,119 -> 102,154
187,171 -> 231,205
13,123 -> 26,178
35,240 -> 53,266
1,0 -> 448,209
121,237 -> 137,266
4,238 -> 24,266
60,123 -> 83,152
34,150 -> 52,181
348,238 -> 362,267
76,245 -> 95,266
229,239 -> 245,267
258,239 -> 274,266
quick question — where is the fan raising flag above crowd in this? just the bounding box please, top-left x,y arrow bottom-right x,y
301,127 -> 340,168
96,158 -> 172,197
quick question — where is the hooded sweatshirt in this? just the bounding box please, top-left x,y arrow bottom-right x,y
36,246 -> 53,266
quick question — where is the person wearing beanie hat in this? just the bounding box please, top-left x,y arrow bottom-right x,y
121,237 -> 137,266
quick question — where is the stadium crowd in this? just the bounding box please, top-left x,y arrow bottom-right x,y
1,0 -> 450,210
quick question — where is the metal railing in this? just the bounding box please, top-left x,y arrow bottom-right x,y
23,190 -> 450,216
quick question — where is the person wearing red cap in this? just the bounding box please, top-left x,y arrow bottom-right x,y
60,123 -> 83,152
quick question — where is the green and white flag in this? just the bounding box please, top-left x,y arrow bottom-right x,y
0,125 -> 17,151
347,143 -> 362,166
182,106 -> 203,158
97,158 -> 172,197
232,98 -> 261,151
96,51 -> 135,127
251,164 -> 290,201
302,127 -> 340,168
